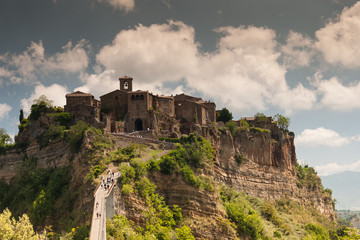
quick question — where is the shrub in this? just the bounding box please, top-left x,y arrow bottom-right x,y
135,178 -> 156,199
304,223 -> 329,239
65,121 -> 89,153
273,231 -> 282,238
225,121 -> 238,137
295,164 -> 321,190
220,186 -> 265,239
274,114 -> 290,131
254,112 -> 270,124
37,125 -> 65,149
92,165 -> 104,179
217,108 -> 233,123
226,201 -> 264,239
49,112 -> 71,126
130,159 -> 147,180
118,164 -> 136,185
147,158 -> 160,171
260,202 -> 290,234
181,165 -> 199,187
250,127 -> 271,133
121,184 -> 134,195
234,154 -> 244,165
159,155 -> 177,174
18,119 -> 29,132
175,226 -> 195,240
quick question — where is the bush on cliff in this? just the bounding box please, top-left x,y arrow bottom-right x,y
0,156 -> 72,227
220,186 -> 265,239
65,121 -> 89,153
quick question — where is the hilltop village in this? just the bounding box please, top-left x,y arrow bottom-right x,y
64,76 -> 216,136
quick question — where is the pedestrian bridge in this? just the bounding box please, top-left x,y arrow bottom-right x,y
89,171 -> 120,240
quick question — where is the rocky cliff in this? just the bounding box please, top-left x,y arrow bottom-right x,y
0,117 -> 336,238
213,128 -> 335,220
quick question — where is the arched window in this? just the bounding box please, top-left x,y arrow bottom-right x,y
124,81 -> 128,89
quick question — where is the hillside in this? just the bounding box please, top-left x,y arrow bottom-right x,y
0,103 -> 357,239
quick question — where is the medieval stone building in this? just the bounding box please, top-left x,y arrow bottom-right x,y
64,76 -> 216,135
64,91 -> 100,124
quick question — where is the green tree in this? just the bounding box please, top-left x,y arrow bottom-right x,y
0,128 -> 11,147
0,208 -> 46,240
217,108 -> 233,123
33,95 -> 54,107
274,114 -> 290,131
254,112 -> 269,124
29,95 -> 54,120
19,109 -> 24,123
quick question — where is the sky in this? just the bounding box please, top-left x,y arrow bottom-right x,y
1,0 -> 360,208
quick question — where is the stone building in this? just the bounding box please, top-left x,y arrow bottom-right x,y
64,76 -> 216,135
64,91 -> 100,124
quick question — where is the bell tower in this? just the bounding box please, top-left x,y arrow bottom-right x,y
119,76 -> 133,92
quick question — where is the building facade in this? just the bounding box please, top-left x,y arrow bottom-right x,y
64,76 -> 216,135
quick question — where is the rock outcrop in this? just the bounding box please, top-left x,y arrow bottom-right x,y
213,128 -> 335,220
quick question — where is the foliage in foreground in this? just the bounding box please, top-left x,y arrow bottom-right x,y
0,156 -> 72,228
0,208 -> 47,240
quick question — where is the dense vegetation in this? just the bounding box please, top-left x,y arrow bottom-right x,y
0,156 -> 73,228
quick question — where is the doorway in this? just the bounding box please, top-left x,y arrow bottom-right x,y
135,119 -> 143,131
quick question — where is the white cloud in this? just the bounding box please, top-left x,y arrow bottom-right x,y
0,103 -> 12,120
20,84 -> 69,115
96,20 -> 199,84
0,67 -> 12,78
313,74 -> 360,111
91,21 -> 316,114
44,39 -> 89,73
1,40 -> 89,84
74,70 -> 119,98
296,127 -> 350,147
281,31 -> 315,68
316,160 -> 360,176
98,0 -> 135,12
316,2 -> 360,68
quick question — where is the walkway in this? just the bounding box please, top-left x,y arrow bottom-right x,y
110,132 -> 174,149
89,171 -> 120,240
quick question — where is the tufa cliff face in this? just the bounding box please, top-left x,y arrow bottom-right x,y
0,116 -> 336,237
213,128 -> 335,221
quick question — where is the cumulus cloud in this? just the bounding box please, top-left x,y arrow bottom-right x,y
90,21 -> 317,113
0,40 -> 89,84
20,84 -> 69,115
316,2 -> 360,68
316,160 -> 360,176
296,127 -> 350,147
309,72 -> 360,111
75,70 -> 119,98
44,39 -> 89,72
281,31 -> 315,68
98,0 -> 135,12
0,103 -> 12,120
96,20 -> 199,84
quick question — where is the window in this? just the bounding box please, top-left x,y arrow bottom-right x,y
124,82 -> 128,89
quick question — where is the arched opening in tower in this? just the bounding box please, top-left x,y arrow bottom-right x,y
135,119 -> 143,131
